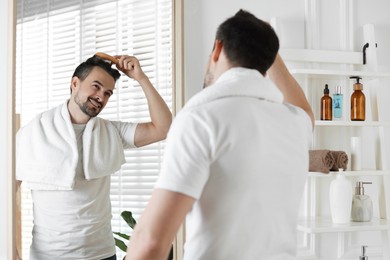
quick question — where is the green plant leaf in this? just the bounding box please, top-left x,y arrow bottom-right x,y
114,237 -> 128,252
121,211 -> 137,229
113,211 -> 136,253
113,231 -> 130,240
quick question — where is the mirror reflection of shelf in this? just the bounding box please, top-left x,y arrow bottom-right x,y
308,170 -> 390,177
298,217 -> 390,234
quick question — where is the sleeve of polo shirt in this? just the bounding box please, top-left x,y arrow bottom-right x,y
155,111 -> 212,200
110,121 -> 138,149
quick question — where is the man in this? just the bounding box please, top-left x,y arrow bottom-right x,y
126,9 -> 314,260
16,54 -> 172,259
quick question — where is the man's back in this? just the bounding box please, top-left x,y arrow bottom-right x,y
186,96 -> 309,259
157,68 -> 312,259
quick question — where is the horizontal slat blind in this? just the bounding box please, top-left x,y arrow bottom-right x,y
16,0 -> 172,259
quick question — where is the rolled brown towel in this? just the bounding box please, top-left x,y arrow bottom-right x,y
309,150 -> 335,173
330,151 -> 348,171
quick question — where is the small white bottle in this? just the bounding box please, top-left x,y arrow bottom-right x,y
351,136 -> 362,171
329,169 -> 352,223
351,182 -> 373,222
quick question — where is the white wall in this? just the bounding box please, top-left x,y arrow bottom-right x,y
354,0 -> 390,70
0,0 -> 14,259
183,0 -> 305,100
0,0 -> 9,256
183,0 -> 390,100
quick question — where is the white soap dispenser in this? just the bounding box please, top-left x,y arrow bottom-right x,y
329,169 -> 352,223
351,182 -> 373,222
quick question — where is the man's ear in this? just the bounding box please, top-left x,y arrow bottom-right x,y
71,76 -> 79,92
211,40 -> 223,62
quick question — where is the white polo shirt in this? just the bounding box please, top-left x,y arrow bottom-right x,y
156,68 -> 312,260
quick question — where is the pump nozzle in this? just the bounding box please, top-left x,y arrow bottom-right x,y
355,182 -> 372,195
350,76 -> 362,83
350,76 -> 363,90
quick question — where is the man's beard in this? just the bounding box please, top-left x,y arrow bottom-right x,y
74,95 -> 102,118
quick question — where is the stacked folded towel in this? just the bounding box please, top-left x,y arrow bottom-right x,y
330,151 -> 348,171
309,150 -> 335,173
309,150 -> 349,173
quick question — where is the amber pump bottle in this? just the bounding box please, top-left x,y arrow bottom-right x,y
350,76 -> 365,121
321,84 -> 332,120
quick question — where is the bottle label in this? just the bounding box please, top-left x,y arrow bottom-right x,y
333,94 -> 343,118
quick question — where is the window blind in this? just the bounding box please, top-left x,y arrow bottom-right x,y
16,0 -> 173,259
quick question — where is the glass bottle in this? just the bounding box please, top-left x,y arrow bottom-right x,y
332,85 -> 343,119
320,84 -> 332,120
350,76 -> 365,121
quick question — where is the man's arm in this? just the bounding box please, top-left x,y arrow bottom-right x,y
125,189 -> 195,260
115,55 -> 173,147
267,54 -> 315,128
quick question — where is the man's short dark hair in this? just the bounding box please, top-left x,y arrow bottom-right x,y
215,9 -> 279,74
73,55 -> 121,81
71,55 -> 121,93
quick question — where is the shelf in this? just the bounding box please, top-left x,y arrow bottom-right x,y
308,170 -> 390,177
297,217 -> 390,233
290,68 -> 390,79
315,120 -> 390,127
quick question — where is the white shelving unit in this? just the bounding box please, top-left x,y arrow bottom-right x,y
307,170 -> 390,178
285,51 -> 390,259
315,120 -> 390,127
298,217 -> 390,234
291,68 -> 390,80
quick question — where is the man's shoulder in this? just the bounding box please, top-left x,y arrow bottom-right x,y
283,103 -> 312,126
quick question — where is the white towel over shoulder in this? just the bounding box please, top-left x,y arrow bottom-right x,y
16,101 -> 125,190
